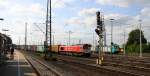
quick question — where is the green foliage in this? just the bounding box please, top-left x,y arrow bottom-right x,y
127,29 -> 147,45
126,29 -> 149,53
144,43 -> 150,53
148,42 -> 150,48
126,44 -> 150,53
126,43 -> 138,53
142,44 -> 148,52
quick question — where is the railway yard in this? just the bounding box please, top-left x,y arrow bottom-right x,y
0,0 -> 150,76
19,50 -> 150,76
0,44 -> 150,76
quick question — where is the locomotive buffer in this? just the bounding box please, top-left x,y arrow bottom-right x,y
95,11 -> 105,65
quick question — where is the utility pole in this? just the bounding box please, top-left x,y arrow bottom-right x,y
25,22 -> 27,51
44,0 -> 49,59
123,29 -> 126,55
49,0 -> 52,56
104,25 -> 106,46
93,32 -> 95,49
18,37 -> 20,45
67,30 -> 73,46
139,19 -> 142,57
110,19 -> 114,54
45,0 -> 52,59
79,39 -> 81,44
69,31 -> 71,45
53,35 -> 54,45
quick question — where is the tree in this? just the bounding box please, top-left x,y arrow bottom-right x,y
147,42 -> 150,52
127,29 -> 147,45
126,29 -> 147,53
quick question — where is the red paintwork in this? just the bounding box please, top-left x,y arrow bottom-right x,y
59,45 -> 83,53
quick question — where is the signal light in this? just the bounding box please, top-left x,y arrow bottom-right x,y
95,28 -> 100,35
96,11 -> 101,25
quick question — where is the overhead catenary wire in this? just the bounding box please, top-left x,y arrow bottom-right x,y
34,23 -> 45,35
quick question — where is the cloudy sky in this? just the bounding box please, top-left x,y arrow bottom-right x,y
0,0 -> 150,46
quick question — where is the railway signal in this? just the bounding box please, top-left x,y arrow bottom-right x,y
95,11 -> 105,65
96,11 -> 101,25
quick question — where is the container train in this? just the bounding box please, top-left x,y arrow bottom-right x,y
16,44 -> 92,57
95,44 -> 123,54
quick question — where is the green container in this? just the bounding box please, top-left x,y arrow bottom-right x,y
36,45 -> 44,52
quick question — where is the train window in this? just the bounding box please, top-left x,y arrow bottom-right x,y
83,44 -> 91,49
60,47 -> 64,50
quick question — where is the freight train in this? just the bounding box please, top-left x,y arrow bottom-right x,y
17,44 -> 92,57
0,33 -> 13,64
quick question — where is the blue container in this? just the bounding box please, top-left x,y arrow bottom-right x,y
111,46 -> 116,53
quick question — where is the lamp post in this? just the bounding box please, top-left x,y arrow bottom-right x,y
68,30 -> 73,46
66,30 -> 73,46
0,18 -> 4,21
25,22 -> 27,51
2,29 -> 9,34
110,19 -> 114,54
123,29 -> 126,55
139,19 -> 142,57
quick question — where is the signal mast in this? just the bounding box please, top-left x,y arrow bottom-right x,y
95,11 -> 105,65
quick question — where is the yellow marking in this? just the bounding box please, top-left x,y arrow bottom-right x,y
24,73 -> 37,76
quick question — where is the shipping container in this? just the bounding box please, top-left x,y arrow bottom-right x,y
36,45 -> 44,53
30,45 -> 37,52
50,45 -> 59,53
95,46 -> 111,53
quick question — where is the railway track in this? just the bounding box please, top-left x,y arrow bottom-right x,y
103,62 -> 150,76
60,60 -> 142,76
91,54 -> 150,68
23,51 -> 150,76
25,56 -> 62,76
103,58 -> 150,68
104,54 -> 150,63
56,55 -> 147,76
92,54 -> 150,61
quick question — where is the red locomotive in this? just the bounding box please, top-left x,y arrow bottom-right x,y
50,44 -> 92,57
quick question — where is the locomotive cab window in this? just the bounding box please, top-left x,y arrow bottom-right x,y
60,47 -> 64,50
